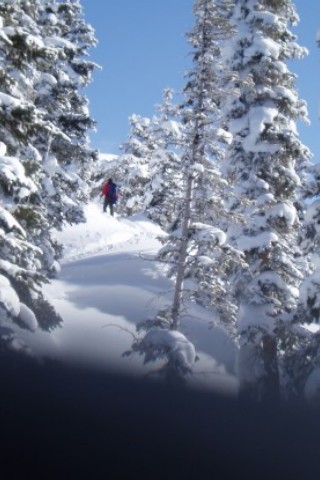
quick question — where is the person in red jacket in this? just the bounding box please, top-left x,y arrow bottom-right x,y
100,178 -> 118,216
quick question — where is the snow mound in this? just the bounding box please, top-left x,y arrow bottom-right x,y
142,326 -> 197,372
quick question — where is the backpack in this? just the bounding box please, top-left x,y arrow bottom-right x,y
109,183 -> 119,203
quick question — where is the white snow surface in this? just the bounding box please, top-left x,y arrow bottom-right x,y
0,154 -> 37,196
236,231 -> 278,252
0,141 -> 6,156
266,202 -> 297,227
18,201 -> 238,395
245,106 -> 280,153
193,223 -> 226,245
19,303 -> 38,332
0,92 -> 21,108
142,326 -> 197,371
0,207 -> 26,237
237,302 -> 276,334
0,274 -> 20,317
244,33 -> 281,61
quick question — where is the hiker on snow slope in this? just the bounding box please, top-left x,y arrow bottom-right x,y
100,178 -> 118,216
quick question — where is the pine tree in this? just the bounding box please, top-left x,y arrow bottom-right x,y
283,182 -> 320,401
111,89 -> 184,228
144,89 -> 185,229
113,113 -> 158,217
32,0 -> 98,224
288,30 -> 320,404
223,0 -> 310,403
165,0 -> 241,329
0,0 -> 98,348
127,0 -> 241,382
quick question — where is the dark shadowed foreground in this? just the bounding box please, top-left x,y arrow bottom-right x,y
1,351 -> 319,480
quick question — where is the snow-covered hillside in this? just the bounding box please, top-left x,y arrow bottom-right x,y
19,202 -> 238,396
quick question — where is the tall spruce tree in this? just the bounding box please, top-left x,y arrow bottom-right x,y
144,89 -> 185,229
35,0 -> 98,220
288,27 -> 320,405
284,169 -> 320,401
223,0 -> 310,403
127,0 -> 241,382
0,0 -> 97,348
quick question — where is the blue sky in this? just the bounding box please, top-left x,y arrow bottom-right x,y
81,0 -> 320,163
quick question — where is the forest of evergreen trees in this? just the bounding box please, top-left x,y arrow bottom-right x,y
1,0 -> 320,405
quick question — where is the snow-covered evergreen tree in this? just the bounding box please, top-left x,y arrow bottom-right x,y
296,177 -> 320,402
110,90 -> 184,229
287,27 -> 320,404
35,0 -> 98,221
113,113 -> 158,216
223,0 -> 310,403
127,0 -> 241,382
143,89 -> 185,229
162,0 -> 242,328
0,0 -> 98,348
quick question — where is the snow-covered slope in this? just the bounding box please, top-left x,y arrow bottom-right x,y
20,202 -> 238,395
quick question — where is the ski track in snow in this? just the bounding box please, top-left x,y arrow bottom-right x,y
55,206 -> 163,263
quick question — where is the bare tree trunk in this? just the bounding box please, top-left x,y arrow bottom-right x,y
171,174 -> 193,330
262,334 -> 280,405
237,331 -> 280,405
